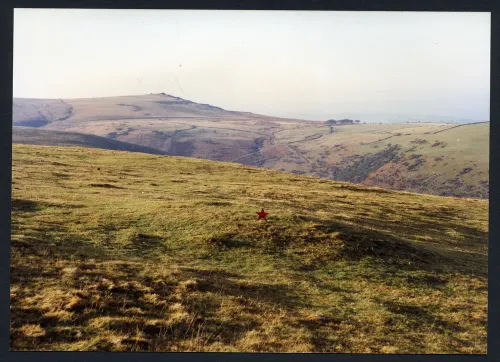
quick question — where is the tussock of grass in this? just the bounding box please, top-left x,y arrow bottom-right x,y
10,144 -> 487,353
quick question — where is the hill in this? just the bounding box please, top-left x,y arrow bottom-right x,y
288,122 -> 489,199
13,127 -> 168,155
12,93 -> 304,125
11,144 -> 487,353
12,94 -> 489,198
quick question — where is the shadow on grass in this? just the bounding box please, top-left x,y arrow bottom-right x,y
181,267 -> 302,311
11,198 -> 85,213
206,233 -> 253,249
346,206 -> 487,276
11,199 -> 40,212
297,272 -> 358,296
10,230 -> 297,351
300,215 -> 484,276
353,204 -> 487,249
376,299 -> 466,334
122,233 -> 169,257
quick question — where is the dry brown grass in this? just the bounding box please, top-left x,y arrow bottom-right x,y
10,144 -> 487,353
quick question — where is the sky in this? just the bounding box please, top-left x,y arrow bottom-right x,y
13,10 -> 490,122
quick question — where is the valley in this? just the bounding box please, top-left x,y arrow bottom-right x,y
13,94 -> 489,199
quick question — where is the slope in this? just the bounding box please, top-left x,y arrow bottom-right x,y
11,144 -> 487,353
13,126 -> 168,155
284,122 -> 489,199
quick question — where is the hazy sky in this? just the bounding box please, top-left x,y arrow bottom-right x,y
13,9 -> 490,122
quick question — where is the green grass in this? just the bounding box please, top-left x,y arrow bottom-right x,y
11,144 -> 488,353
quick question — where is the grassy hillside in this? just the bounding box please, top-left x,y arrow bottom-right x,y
12,98 -> 72,127
11,144 -> 487,353
13,127 -> 168,155
12,94 -> 488,199
299,122 -> 489,199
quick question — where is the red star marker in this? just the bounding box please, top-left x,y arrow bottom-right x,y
256,208 -> 269,220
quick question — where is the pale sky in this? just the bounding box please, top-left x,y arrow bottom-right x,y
13,9 -> 490,122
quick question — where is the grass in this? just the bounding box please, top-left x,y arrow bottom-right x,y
10,144 -> 488,353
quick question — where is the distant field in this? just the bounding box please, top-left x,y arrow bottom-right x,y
12,94 -> 489,198
11,144 -> 487,353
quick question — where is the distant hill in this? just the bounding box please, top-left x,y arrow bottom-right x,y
12,93 -> 305,125
12,94 -> 489,199
13,126 -> 168,155
12,98 -> 73,127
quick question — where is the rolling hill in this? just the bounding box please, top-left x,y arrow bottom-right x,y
13,126 -> 168,155
10,144 -> 487,353
12,94 -> 489,199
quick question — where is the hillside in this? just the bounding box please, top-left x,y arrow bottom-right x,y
11,144 -> 488,353
293,122 -> 489,199
12,94 -> 489,198
12,127 -> 168,155
12,93 -> 303,125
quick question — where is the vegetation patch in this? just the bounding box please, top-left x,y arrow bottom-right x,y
459,168 -> 473,176
89,183 -> 124,189
332,145 -> 403,183
432,141 -> 447,148
407,158 -> 425,171
410,139 -> 428,145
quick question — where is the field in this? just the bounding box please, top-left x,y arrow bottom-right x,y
10,144 -> 488,353
12,94 -> 489,199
